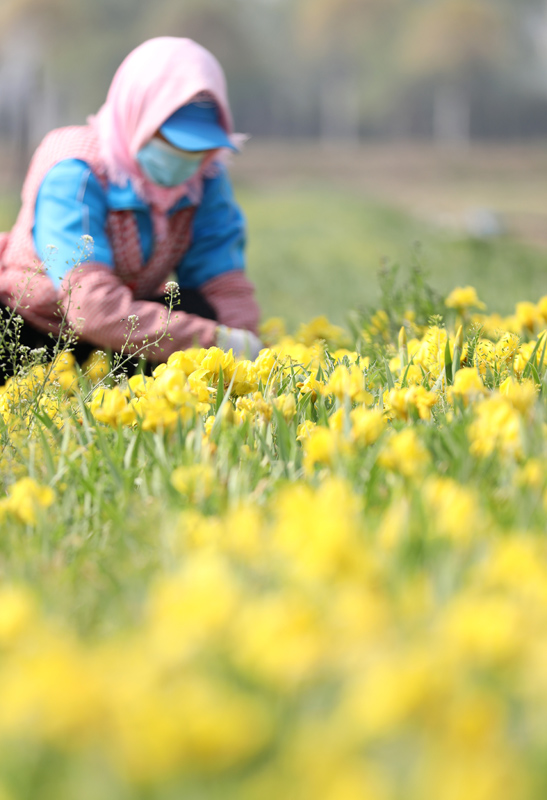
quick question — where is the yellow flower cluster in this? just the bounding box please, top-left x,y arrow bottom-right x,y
89,346 -> 264,429
2,293 -> 547,798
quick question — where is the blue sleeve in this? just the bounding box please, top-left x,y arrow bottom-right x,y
176,166 -> 246,289
34,158 -> 114,288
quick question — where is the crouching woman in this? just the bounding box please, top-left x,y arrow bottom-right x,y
0,37 -> 262,368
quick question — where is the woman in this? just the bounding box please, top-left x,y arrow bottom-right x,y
0,37 -> 262,365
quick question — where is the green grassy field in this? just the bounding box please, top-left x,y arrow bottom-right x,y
237,183 -> 547,327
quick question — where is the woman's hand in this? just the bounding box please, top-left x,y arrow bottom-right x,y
216,324 -> 263,359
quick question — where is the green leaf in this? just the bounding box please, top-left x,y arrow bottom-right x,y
538,333 -> 547,378
215,365 -> 225,412
272,405 -> 293,466
523,334 -> 545,380
384,359 -> 395,390
444,339 -> 453,384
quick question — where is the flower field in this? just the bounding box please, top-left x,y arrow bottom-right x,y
2,280 -> 547,798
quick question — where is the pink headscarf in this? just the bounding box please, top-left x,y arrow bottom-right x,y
89,37 -> 239,239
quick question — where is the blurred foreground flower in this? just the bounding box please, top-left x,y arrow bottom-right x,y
0,477 -> 54,525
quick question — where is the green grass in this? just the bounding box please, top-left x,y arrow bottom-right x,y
237,183 -> 547,327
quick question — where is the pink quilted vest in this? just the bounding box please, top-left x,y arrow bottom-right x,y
0,126 -> 195,334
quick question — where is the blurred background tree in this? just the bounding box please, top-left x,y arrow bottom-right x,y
395,0 -> 547,144
0,0 -> 547,170
292,0 -> 402,141
398,0 -> 510,144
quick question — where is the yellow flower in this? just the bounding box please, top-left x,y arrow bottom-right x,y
152,362 -> 167,379
0,633 -> 104,745
273,393 -> 296,422
328,407 -> 345,432
51,351 -> 76,373
273,339 -> 325,373
368,309 -> 390,340
440,595 -> 522,666
350,407 -> 386,446
474,339 -> 495,376
207,401 -> 236,429
89,387 -> 128,426
537,295 -> 547,323
296,420 -> 316,442
126,374 -> 154,398
0,477 -> 55,525
230,360 -> 259,396
139,396 -> 194,431
499,376 -> 537,415
271,479 -> 364,582
171,464 -> 215,500
259,317 -> 286,344
251,391 -> 273,422
296,373 -> 321,402
220,505 -> 263,560
187,369 -> 214,403
296,316 -> 349,347
449,368 -> 487,406
386,386 -> 438,422
516,458 -> 544,490
495,332 -> 520,365
52,368 -> 78,394
0,587 -> 36,645
332,349 -> 365,366
152,367 -> 190,406
468,395 -> 522,459
378,429 -> 430,477
117,397 -> 140,427
82,350 -> 110,383
423,477 -> 482,543
401,363 -> 425,387
323,364 -> 372,404
109,674 -> 270,781
513,340 -> 537,377
342,649 -> 438,737
302,427 -> 340,473
204,415 -> 216,436
515,301 -> 542,333
166,350 -> 199,375
146,556 -> 241,657
254,348 -> 277,383
232,591 -> 326,688
38,394 -> 64,427
445,286 -> 486,311
411,326 -> 448,380
376,496 -> 410,550
199,346 -> 235,381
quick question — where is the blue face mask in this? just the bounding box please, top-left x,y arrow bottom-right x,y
136,137 -> 204,187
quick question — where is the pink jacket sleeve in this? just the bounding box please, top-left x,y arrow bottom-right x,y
200,271 -> 260,335
59,263 -> 217,360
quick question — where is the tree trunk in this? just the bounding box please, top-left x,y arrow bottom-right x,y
433,83 -> 471,147
318,64 -> 360,144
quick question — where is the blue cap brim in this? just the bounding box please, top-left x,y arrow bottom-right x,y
160,103 -> 238,152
